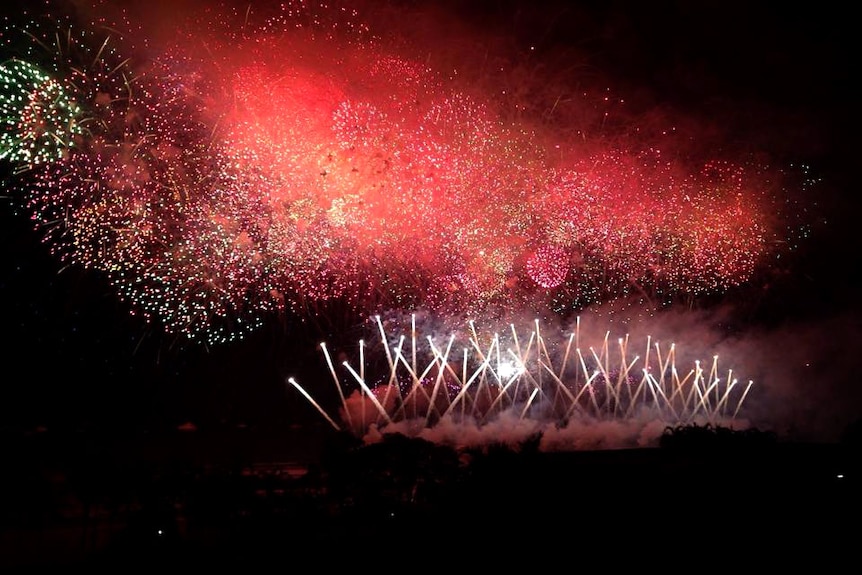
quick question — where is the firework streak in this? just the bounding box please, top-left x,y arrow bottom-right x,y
289,314 -> 753,448
1,1 -> 814,345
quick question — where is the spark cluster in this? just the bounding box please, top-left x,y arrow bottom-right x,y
0,59 -> 83,166
1,1 -> 814,345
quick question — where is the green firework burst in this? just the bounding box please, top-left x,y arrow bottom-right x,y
0,58 -> 85,166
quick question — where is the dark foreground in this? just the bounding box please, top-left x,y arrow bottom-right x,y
1,424 -> 860,569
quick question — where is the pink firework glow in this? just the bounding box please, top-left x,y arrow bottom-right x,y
1,1 -> 814,345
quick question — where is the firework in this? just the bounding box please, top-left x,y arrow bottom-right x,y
0,1 -> 815,346
288,313 -> 753,449
0,59 -> 84,166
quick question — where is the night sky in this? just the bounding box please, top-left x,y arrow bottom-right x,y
1,0 -> 859,446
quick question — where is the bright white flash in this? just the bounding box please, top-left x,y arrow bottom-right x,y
497,360 -> 523,380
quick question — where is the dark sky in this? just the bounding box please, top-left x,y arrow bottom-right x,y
1,0 -> 858,442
